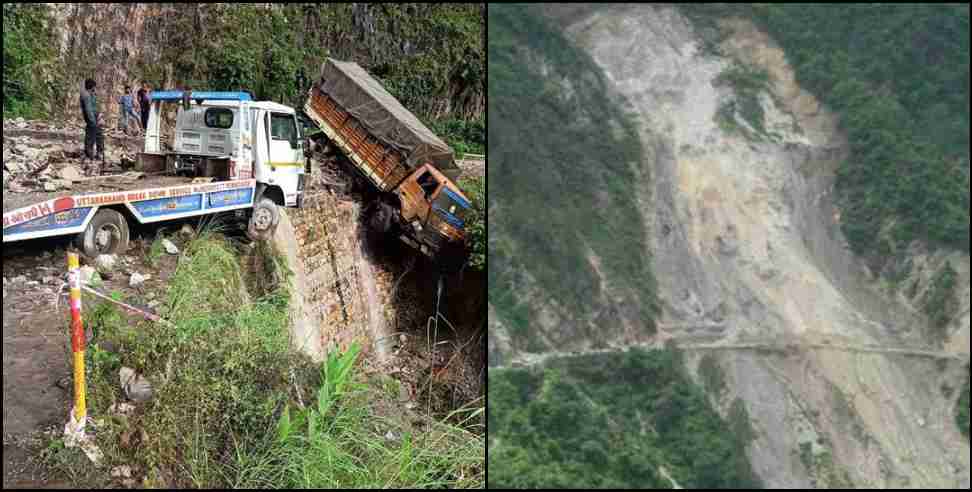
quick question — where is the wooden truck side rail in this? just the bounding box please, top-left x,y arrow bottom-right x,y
305,87 -> 412,193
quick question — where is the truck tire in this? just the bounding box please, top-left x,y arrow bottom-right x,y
247,198 -> 281,241
76,209 -> 130,258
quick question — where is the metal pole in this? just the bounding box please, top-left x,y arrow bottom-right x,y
68,253 -> 87,424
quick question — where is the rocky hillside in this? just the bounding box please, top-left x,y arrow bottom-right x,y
489,4 -> 969,488
4,3 -> 483,123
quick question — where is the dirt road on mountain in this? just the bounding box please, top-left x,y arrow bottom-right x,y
3,245 -> 73,488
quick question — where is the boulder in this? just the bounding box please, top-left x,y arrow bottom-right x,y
129,272 -> 146,288
80,266 -> 102,287
161,238 -> 180,255
119,367 -> 154,403
59,165 -> 84,182
95,254 -> 118,273
14,143 -> 37,159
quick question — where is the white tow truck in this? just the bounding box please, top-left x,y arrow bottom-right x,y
2,91 -> 307,257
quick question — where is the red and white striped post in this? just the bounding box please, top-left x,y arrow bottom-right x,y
66,252 -> 87,432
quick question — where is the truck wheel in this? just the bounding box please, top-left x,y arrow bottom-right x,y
247,198 -> 280,241
77,209 -> 130,258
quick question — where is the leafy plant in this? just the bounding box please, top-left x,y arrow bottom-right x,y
2,3 -> 57,119
459,177 -> 485,271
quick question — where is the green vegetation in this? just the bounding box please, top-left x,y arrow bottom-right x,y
489,4 -> 658,350
139,4 -> 483,122
959,367 -> 970,440
2,3 -> 58,119
796,437 -> 852,489
459,176 -> 485,271
430,118 -> 486,156
713,62 -> 773,139
488,347 -> 761,489
5,4 -> 482,130
729,398 -> 756,446
145,235 -> 166,268
44,234 -> 484,488
698,353 -> 728,400
921,261 -> 958,340
679,4 -> 970,256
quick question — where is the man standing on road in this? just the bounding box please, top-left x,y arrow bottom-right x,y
118,85 -> 139,136
80,78 -> 105,176
137,81 -> 151,131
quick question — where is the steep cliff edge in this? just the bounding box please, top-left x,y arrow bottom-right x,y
491,4 -> 969,488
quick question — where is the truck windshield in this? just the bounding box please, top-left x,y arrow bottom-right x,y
270,113 -> 297,142
432,188 -> 469,227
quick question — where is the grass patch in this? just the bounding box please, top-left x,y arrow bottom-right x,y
44,233 -> 484,488
145,235 -> 166,268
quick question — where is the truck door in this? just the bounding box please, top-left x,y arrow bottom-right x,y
253,109 -> 268,183
237,103 -> 253,179
415,169 -> 441,226
267,112 -> 302,170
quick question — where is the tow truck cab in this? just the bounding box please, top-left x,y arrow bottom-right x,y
140,91 -> 306,208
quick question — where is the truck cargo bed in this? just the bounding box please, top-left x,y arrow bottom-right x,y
309,59 -> 461,181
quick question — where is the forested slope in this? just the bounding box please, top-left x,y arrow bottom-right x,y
488,3 -> 657,353
488,348 -> 761,489
680,3 -> 970,257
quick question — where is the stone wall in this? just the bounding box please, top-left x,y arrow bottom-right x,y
274,187 -> 399,363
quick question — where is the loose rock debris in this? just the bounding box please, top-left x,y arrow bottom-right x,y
3,119 -> 142,197
161,239 -> 179,256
